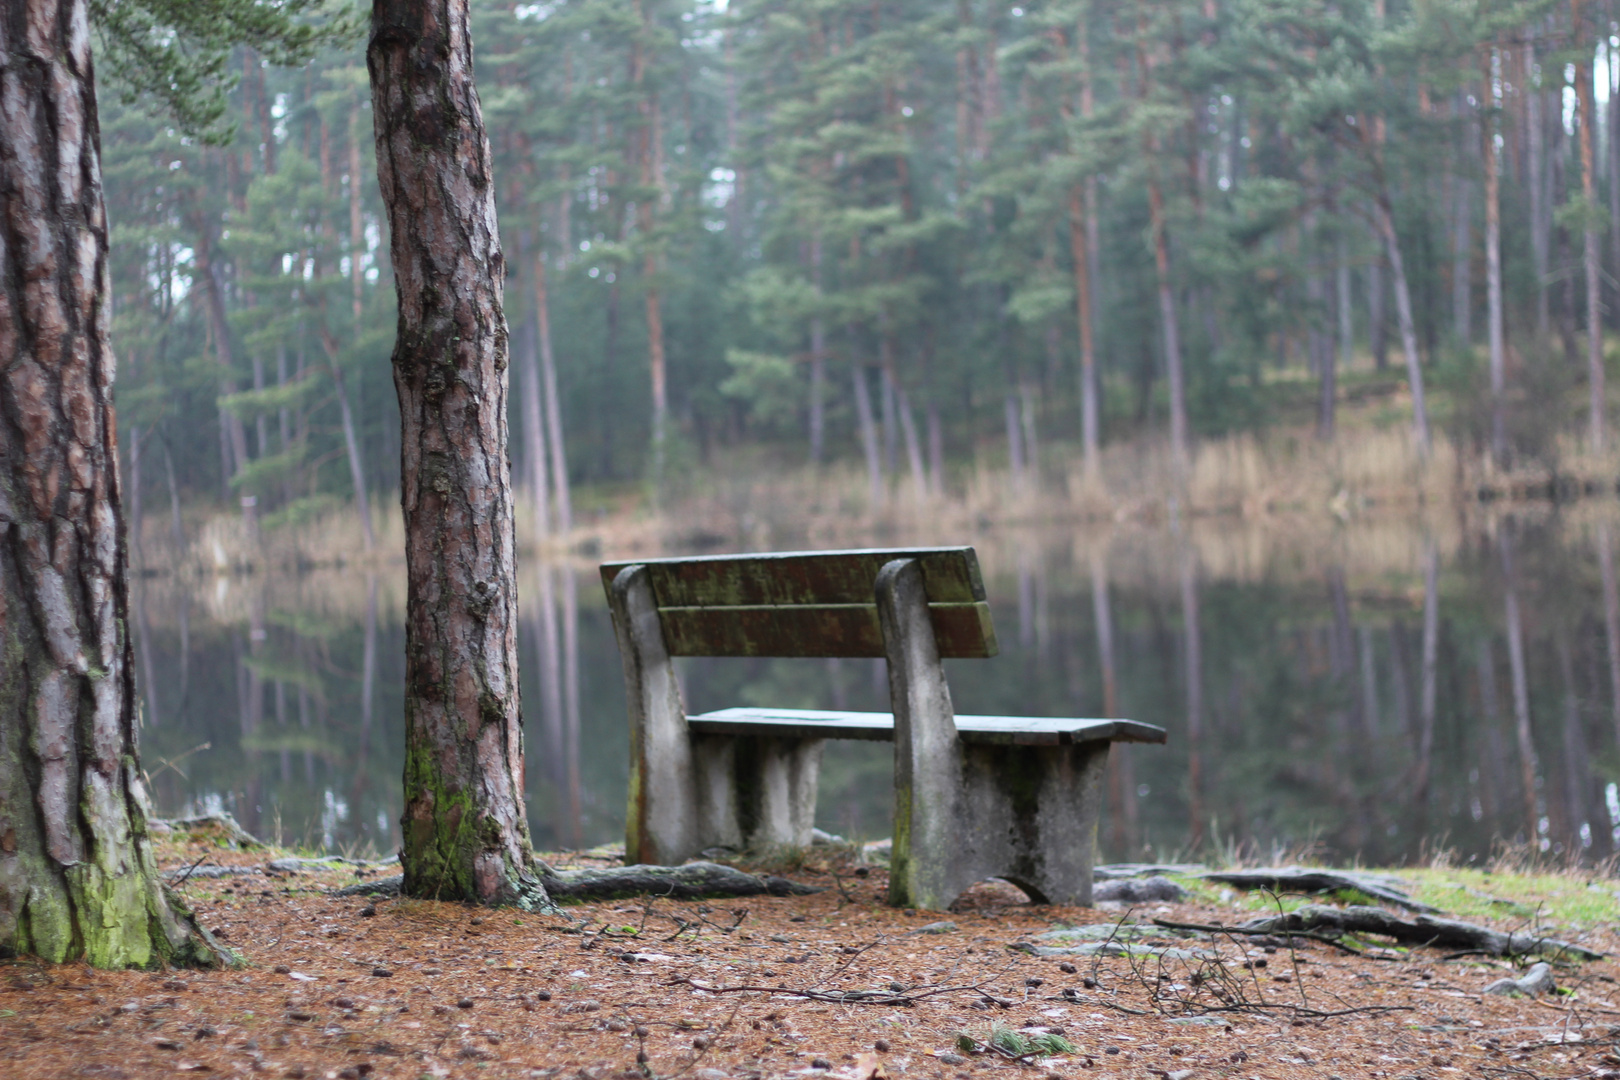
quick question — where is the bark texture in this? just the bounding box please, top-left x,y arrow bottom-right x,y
368,0 -> 546,909
0,0 -> 223,967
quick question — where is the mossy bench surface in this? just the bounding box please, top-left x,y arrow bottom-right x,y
689,707 -> 1167,746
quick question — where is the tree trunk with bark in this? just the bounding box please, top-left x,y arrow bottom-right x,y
368,0 -> 546,909
1483,47 -> 1506,465
1576,5 -> 1606,452
0,0 -> 224,968
1374,196 -> 1432,456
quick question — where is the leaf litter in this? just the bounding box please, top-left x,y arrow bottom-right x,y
0,835 -> 1617,1079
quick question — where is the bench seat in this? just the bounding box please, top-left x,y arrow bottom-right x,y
689,707 -> 1168,747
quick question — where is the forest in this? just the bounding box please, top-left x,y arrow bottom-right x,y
105,0 -> 1620,536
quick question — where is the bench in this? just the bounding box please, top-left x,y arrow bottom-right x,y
600,547 -> 1166,909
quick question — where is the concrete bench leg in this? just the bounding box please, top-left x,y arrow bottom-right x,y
878,556 -> 1111,910
877,558 -> 966,910
609,564 -> 700,865
957,742 -> 1109,906
609,564 -> 825,863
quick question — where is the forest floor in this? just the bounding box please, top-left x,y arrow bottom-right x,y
2,832 -> 1618,1080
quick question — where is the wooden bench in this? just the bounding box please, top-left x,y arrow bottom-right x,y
600,547 -> 1166,909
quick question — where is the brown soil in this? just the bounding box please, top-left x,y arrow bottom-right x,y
2,840 -> 1617,1080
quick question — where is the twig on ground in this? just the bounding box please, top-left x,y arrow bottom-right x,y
665,975 -> 993,1007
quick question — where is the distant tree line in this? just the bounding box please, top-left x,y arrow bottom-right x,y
108,0 -> 1620,526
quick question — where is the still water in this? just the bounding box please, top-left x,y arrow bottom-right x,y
131,512 -> 1620,867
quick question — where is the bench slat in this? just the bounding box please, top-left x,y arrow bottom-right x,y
600,547 -> 987,607
687,707 -> 1168,746
658,602 -> 995,658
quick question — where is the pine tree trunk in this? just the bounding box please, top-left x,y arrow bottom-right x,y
1149,175 -> 1188,477
0,0 -> 223,967
1069,186 -> 1099,476
1368,257 -> 1388,370
1577,20 -> 1607,452
1528,46 -> 1550,338
1374,197 -> 1432,456
808,234 -> 826,465
1484,46 -> 1506,465
851,357 -> 883,510
368,0 -> 547,909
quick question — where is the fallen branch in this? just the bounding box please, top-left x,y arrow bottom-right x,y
1237,905 -> 1604,961
329,860 -> 822,901
1150,917 -> 1371,957
1201,868 -> 1437,912
666,975 -> 987,1007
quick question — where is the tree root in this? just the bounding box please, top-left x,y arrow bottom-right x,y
1201,868 -> 1437,912
1236,904 -> 1603,961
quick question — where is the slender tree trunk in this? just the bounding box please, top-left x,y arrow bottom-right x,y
1610,29 -> 1620,330
128,425 -> 144,568
1069,186 -> 1099,476
1358,625 -> 1380,735
1149,175 -> 1188,478
193,226 -> 256,534
1315,258 -> 1336,441
319,329 -> 376,550
533,250 -> 571,532
1368,256 -> 1388,370
1484,46 -> 1506,465
350,93 -> 366,334
808,233 -> 826,465
851,357 -> 883,510
162,436 -> 183,553
368,0 -> 547,909
0,0 -> 222,967
1374,197 -> 1432,456
1452,169 -> 1472,347
1577,10 -> 1608,452
1528,45 -> 1550,338
1337,231 -> 1353,376
1499,529 -> 1540,840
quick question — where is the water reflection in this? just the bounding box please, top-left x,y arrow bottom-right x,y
135,513 -> 1620,866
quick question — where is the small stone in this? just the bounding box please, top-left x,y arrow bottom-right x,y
1024,977 -> 1044,987
422,967 -> 442,976
432,1005 -> 451,1016
331,997 -> 355,1010
634,1026 -> 649,1038
1058,962 -> 1077,974
371,968 -> 392,978
605,1019 -> 629,1032
162,980 -> 189,992
1081,977 -> 1097,989
286,1010 -> 314,1022
359,906 -> 376,918
1104,1046 -> 1120,1054
470,917 -> 485,926
534,989 -> 552,1001
194,1027 -> 217,1040
888,982 -> 906,992
272,965 -> 291,975
937,1053 -> 968,1065
874,1039 -> 891,1052
456,997 -> 475,1009
693,1035 -> 710,1050
854,867 -> 870,878
811,1058 -> 832,1070
152,1038 -> 182,1050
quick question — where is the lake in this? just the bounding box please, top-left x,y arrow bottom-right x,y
130,508 -> 1620,869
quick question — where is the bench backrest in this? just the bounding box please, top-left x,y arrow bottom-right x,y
598,547 -> 998,658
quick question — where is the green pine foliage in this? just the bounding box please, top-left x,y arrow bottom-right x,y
100,0 -> 1611,519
